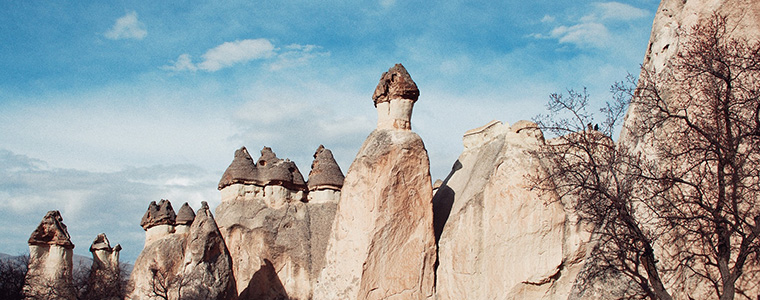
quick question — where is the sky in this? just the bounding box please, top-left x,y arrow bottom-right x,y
0,0 -> 660,263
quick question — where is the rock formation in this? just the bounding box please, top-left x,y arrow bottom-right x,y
306,145 -> 344,203
434,120 -> 592,299
127,200 -> 235,300
141,199 -> 177,245
314,64 -> 436,300
174,202 -> 195,234
219,146 -> 307,208
216,145 -> 327,300
24,210 -> 76,299
88,233 -> 123,299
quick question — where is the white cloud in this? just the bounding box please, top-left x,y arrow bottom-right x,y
163,54 -> 197,72
105,11 -> 147,40
532,1 -> 649,49
269,44 -> 329,71
198,39 -> 275,71
594,2 -> 649,21
165,40 -> 326,72
551,23 -> 611,48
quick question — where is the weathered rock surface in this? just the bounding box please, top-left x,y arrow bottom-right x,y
307,145 -> 344,192
373,64 -> 419,130
180,202 -> 236,300
88,233 -> 122,300
127,201 -> 235,300
434,120 -> 592,300
314,64 -> 435,300
24,210 -> 76,299
215,145 -> 338,300
140,199 -> 176,230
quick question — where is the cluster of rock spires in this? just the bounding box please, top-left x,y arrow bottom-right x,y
23,2 -> 760,296
24,211 -> 122,299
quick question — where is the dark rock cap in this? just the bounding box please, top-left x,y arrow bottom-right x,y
218,146 -> 307,191
372,63 -> 419,106
256,147 -> 307,191
218,147 -> 258,190
140,199 -> 177,230
176,202 -> 196,226
307,145 -> 345,191
28,210 -> 74,249
89,233 -> 120,253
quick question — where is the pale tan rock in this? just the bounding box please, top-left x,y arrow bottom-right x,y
315,64 -> 435,300
88,233 -> 122,300
314,129 -> 436,300
24,210 -> 76,299
435,120 -> 592,300
127,200 -> 235,300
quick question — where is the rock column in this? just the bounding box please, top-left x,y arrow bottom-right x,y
314,64 -> 436,300
24,210 -> 76,299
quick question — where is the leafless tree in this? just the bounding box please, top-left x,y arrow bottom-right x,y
535,14 -> 760,300
0,255 -> 29,300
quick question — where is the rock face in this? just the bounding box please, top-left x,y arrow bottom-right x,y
215,145 -> 343,300
24,210 -> 76,299
127,201 -> 235,300
314,64 -> 436,300
88,233 -> 123,300
434,120 -> 592,300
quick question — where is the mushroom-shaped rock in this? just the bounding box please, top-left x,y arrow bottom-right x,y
176,202 -> 196,226
24,211 -> 76,299
372,63 -> 419,105
307,145 -> 345,191
89,233 -> 116,252
256,147 -> 307,191
373,63 -> 419,130
140,199 -> 176,230
28,210 -> 74,248
218,146 -> 258,190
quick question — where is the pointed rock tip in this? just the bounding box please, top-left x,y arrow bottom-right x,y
28,210 -> 74,248
308,144 -> 345,191
372,63 -> 419,106
90,233 -> 114,252
218,146 -> 258,190
176,202 -> 196,225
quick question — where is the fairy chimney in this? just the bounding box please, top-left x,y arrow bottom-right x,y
372,63 -> 419,130
307,145 -> 345,203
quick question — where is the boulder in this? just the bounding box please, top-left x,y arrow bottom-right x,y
314,64 -> 436,300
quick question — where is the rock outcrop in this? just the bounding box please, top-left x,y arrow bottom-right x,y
314,64 -> 436,300
24,210 -> 76,299
127,201 -> 235,300
175,202 -> 195,234
219,147 -> 307,208
434,120 -> 592,299
141,199 -> 177,245
216,145 -> 333,300
87,233 -> 123,300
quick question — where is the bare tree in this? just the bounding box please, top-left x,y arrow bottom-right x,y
631,14 -> 760,300
536,13 -> 760,300
0,255 -> 29,300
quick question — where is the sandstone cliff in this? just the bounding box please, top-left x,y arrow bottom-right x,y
434,120 -> 593,299
314,64 -> 436,300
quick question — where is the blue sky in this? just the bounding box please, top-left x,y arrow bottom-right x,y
1,1 -> 659,262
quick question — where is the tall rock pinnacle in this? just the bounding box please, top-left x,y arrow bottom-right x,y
315,64 -> 436,299
24,211 -> 76,299
372,63 -> 419,130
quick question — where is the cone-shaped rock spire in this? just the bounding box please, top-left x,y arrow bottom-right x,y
28,210 -> 74,248
372,63 -> 419,106
218,146 -> 258,190
307,145 -> 345,191
176,202 -> 196,226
